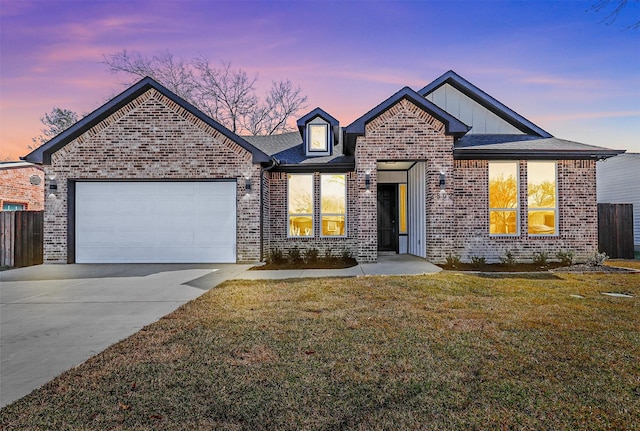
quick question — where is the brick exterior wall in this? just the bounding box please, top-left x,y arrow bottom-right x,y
259,96 -> 599,264
0,165 -> 45,211
450,159 -> 598,264
354,99 -> 455,262
44,88 -> 261,263
265,171 -> 358,258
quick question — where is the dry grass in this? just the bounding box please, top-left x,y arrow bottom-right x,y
2,272 -> 639,430
607,259 -> 640,270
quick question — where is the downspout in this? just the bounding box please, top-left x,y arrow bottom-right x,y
260,156 -> 280,261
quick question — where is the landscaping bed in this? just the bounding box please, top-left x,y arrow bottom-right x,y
250,257 -> 358,270
2,272 -> 638,430
439,262 -> 566,272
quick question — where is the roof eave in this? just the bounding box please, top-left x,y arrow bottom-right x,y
343,88 -> 470,155
453,148 -> 626,160
271,162 -> 355,173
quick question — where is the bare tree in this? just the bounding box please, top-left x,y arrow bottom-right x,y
30,107 -> 79,149
589,0 -> 640,29
103,50 -> 198,105
244,80 -> 308,135
103,50 -> 307,135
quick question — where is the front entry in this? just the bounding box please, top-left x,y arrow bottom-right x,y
377,184 -> 397,252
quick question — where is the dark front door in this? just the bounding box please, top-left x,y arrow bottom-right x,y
377,184 -> 397,252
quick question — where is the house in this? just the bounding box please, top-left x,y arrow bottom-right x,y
24,71 -> 624,264
0,161 -> 44,211
597,153 -> 640,251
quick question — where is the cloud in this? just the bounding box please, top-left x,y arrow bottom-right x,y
535,110 -> 640,123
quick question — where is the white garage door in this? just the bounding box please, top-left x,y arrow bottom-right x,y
75,181 -> 236,263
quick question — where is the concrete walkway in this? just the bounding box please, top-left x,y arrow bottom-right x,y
0,255 -> 439,407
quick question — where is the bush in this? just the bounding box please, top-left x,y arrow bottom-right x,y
586,251 -> 608,267
500,250 -> 516,267
470,255 -> 486,269
304,248 -> 319,263
269,248 -> 285,264
287,247 -> 302,264
445,253 -> 461,269
556,250 -> 575,266
533,251 -> 548,267
324,248 -> 334,261
341,250 -> 353,263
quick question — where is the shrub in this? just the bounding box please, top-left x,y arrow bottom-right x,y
304,248 -> 319,263
268,248 -> 285,264
324,248 -> 334,261
586,251 -> 608,267
533,251 -> 548,267
500,250 -> 516,267
287,247 -> 302,264
445,253 -> 461,269
470,255 -> 486,269
341,250 -> 353,262
556,250 -> 575,267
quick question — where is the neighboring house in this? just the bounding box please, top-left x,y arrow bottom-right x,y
597,153 -> 640,250
0,161 -> 44,211
24,71 -> 623,264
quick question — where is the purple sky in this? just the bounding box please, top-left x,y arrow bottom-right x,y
1,0 -> 639,160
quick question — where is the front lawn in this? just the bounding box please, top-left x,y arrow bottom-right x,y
2,272 -> 639,430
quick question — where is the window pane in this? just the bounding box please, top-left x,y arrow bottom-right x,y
490,210 -> 517,234
309,124 -> 328,151
489,162 -> 518,209
399,184 -> 407,234
290,216 -> 313,236
321,174 -> 345,214
528,210 -> 556,235
288,174 -> 313,215
321,216 -> 345,236
3,203 -> 25,211
528,161 -> 556,208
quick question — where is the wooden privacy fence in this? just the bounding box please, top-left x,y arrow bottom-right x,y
598,203 -> 634,259
0,211 -> 44,268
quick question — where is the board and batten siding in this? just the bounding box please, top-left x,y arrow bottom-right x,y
597,153 -> 640,247
424,83 -> 524,135
407,162 -> 426,258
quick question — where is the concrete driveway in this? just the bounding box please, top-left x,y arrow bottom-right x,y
0,263 -> 251,407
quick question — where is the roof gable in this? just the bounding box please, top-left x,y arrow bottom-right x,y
24,77 -> 271,164
344,86 -> 470,155
418,70 -> 552,138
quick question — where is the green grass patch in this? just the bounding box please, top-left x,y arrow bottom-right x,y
2,272 -> 639,430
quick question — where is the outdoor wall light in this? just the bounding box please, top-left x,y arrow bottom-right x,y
439,172 -> 446,190
245,178 -> 251,192
365,173 -> 371,191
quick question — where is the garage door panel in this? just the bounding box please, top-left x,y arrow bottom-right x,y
76,181 -> 236,263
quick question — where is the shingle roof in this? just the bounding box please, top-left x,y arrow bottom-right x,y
454,135 -> 625,160
243,131 -> 354,167
23,76 -> 271,165
242,132 -> 302,156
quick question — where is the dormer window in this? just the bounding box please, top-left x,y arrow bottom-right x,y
297,107 -> 339,158
308,124 -> 329,153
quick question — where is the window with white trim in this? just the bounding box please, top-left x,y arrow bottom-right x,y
320,174 -> 346,236
489,161 -> 519,235
308,124 -> 328,152
527,161 -> 557,235
288,174 -> 314,237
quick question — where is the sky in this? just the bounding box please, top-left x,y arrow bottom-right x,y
1,0 -> 639,160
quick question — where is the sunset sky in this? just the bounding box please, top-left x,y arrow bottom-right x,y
1,0 -> 639,160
